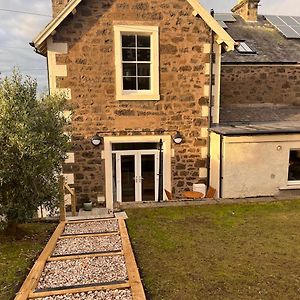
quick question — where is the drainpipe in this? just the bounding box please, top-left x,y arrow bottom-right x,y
158,139 -> 163,202
45,53 -> 50,95
219,134 -> 223,198
206,9 -> 215,188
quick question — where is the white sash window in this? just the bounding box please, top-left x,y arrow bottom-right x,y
114,25 -> 160,101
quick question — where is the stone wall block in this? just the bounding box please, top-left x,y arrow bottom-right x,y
221,65 -> 300,106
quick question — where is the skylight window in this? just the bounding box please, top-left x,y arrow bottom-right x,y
236,42 -> 256,54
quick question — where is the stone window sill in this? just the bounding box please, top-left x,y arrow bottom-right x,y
280,184 -> 300,190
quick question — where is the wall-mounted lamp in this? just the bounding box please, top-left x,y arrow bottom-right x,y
173,131 -> 184,144
91,134 -> 103,146
91,130 -> 184,146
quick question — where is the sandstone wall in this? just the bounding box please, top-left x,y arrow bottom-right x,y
52,0 -> 212,204
221,65 -> 300,106
52,0 -> 70,17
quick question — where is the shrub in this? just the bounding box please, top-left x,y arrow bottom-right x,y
0,70 -> 70,227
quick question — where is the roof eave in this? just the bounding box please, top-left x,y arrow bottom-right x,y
187,0 -> 235,52
32,0 -> 82,54
32,0 -> 235,55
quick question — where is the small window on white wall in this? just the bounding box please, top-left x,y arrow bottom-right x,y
288,150 -> 300,183
114,25 -> 160,101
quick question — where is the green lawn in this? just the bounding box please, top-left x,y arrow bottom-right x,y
126,201 -> 300,300
0,222 -> 56,300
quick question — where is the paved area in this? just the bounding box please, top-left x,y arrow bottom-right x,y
67,208 -> 114,221
118,194 -> 300,209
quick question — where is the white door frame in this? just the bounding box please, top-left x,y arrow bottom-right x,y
115,151 -> 139,203
115,150 -> 159,203
103,135 -> 172,209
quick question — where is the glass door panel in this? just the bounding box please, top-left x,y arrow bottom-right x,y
115,150 -> 159,203
121,155 -> 135,202
141,155 -> 156,201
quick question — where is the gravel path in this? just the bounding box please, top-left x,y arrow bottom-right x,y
52,235 -> 122,256
63,220 -> 119,235
37,256 -> 128,290
36,289 -> 132,300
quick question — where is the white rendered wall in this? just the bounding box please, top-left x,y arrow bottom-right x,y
210,132 -> 221,197
222,134 -> 300,198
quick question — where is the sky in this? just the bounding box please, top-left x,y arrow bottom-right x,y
0,0 -> 299,92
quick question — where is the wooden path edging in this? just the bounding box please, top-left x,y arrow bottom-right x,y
15,222 -> 66,300
65,217 -> 115,224
28,282 -> 131,299
48,251 -> 123,261
15,217 -> 146,300
59,232 -> 119,239
119,218 -> 146,300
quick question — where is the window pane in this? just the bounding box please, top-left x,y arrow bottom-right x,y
138,77 -> 150,90
138,64 -> 150,76
122,49 -> 136,61
288,150 -> 300,181
137,49 -> 150,61
242,42 -> 253,52
137,35 -> 150,48
123,63 -> 136,76
122,35 -> 136,47
123,77 -> 137,90
236,44 -> 246,52
236,42 -> 255,53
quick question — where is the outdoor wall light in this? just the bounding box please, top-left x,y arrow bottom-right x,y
91,134 -> 103,146
173,131 -> 184,144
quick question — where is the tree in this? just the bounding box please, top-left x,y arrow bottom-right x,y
0,70 -> 70,230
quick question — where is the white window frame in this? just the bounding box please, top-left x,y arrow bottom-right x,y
287,149 -> 300,186
114,150 -> 160,203
114,25 -> 160,101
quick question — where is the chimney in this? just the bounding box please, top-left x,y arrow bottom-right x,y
51,0 -> 70,17
231,0 -> 260,22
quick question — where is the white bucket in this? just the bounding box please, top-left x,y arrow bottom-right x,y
193,183 -> 207,195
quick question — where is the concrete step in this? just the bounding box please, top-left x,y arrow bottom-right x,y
66,208 -> 114,221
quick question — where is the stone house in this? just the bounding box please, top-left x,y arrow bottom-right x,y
32,0 -> 234,208
32,0 -> 300,208
210,1 -> 300,199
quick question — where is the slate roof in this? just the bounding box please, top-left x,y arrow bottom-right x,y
220,104 -> 300,124
221,15 -> 300,63
211,120 -> 300,136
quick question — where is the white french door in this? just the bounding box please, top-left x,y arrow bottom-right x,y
115,150 -> 159,202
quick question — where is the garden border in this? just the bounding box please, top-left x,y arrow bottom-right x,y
15,222 -> 66,300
